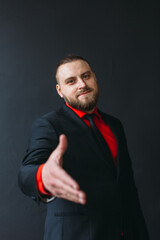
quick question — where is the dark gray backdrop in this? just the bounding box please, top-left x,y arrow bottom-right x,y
0,0 -> 159,239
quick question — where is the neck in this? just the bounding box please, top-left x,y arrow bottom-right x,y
85,108 -> 95,114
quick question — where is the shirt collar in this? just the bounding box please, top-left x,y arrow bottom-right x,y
66,102 -> 100,119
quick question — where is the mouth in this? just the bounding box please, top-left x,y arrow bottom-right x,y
78,90 -> 92,97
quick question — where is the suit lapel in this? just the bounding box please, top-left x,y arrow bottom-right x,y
60,105 -> 117,176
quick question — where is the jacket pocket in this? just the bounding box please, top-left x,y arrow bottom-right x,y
54,210 -> 86,217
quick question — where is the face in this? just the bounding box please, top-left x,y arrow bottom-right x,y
56,60 -> 99,113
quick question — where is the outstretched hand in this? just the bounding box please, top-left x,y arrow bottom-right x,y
42,134 -> 86,204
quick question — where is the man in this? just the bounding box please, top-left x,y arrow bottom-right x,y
18,55 -> 149,240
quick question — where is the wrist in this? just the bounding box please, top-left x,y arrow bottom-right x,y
36,164 -> 52,196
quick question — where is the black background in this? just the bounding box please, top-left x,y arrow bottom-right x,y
0,0 -> 159,239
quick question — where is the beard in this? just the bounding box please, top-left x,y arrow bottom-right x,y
63,87 -> 99,112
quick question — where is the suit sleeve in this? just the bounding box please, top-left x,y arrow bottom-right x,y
18,117 -> 59,203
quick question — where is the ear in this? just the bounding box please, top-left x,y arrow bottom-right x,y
56,84 -> 63,98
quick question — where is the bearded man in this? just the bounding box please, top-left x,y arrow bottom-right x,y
18,55 -> 149,240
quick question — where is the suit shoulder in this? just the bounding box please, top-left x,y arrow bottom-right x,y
34,105 -> 65,122
98,110 -> 122,124
31,110 -> 60,130
41,110 -> 58,121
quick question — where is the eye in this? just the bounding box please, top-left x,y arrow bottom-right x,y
67,79 -> 75,85
83,74 -> 90,80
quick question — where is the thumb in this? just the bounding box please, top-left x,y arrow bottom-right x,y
56,134 -> 68,157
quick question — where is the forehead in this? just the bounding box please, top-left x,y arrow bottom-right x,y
57,60 -> 92,82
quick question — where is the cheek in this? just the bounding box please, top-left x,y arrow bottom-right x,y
92,82 -> 98,91
90,79 -> 97,87
63,88 -> 77,99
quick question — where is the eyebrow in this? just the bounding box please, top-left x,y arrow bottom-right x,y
81,71 -> 91,76
64,71 -> 92,83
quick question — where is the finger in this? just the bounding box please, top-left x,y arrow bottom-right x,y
53,166 -> 80,190
62,191 -> 86,205
50,185 -> 87,205
64,190 -> 86,204
50,177 -> 86,199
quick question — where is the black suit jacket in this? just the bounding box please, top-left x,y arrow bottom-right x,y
18,104 -> 149,240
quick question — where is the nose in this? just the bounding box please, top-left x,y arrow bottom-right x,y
77,78 -> 87,89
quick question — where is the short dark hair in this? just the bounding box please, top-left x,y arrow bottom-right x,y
55,55 -> 91,83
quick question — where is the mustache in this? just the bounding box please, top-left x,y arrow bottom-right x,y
76,87 -> 93,97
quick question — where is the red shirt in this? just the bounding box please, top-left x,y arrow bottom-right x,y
36,103 -> 117,195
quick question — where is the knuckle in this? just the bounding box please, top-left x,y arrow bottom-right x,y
55,189 -> 64,197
